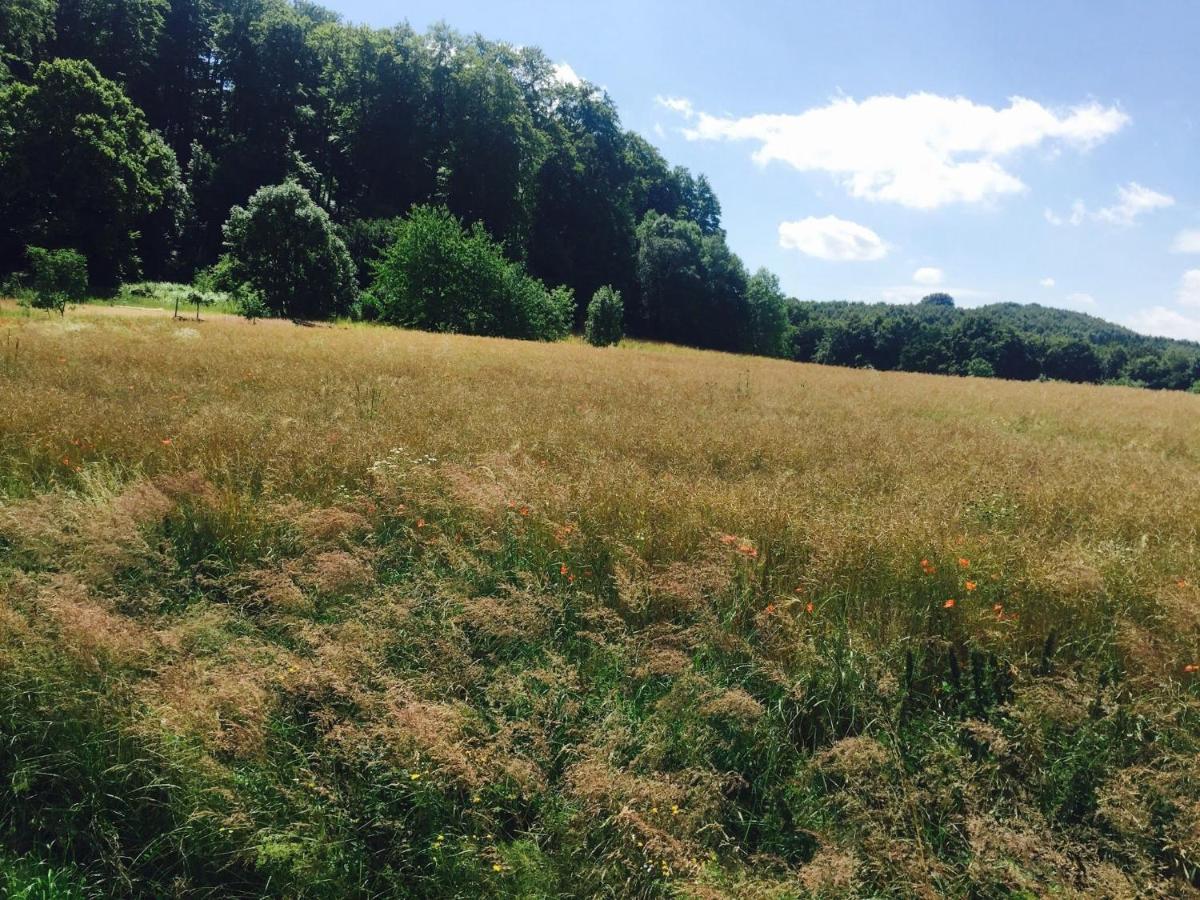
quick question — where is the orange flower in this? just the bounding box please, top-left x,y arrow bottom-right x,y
719,534 -> 738,545
965,581 -> 977,592
1184,664 -> 1199,674
805,601 -> 814,614
518,505 -> 530,517
920,558 -> 936,575
943,598 -> 956,609
567,574 -> 575,584
958,557 -> 970,569
738,544 -> 758,558
1177,578 -> 1191,589
764,604 -> 776,615
559,564 -> 569,576
61,455 -> 71,466
416,518 -> 426,528
161,438 -> 173,446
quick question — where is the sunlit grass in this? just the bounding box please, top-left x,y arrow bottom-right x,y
1,308 -> 1198,897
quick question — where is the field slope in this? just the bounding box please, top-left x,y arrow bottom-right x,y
1,310 -> 1199,898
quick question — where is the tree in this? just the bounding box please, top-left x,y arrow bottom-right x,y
920,293 -> 955,308
0,59 -> 185,287
745,268 -> 791,357
26,246 -> 88,316
635,212 -> 749,350
585,286 -> 623,347
0,0 -> 55,81
371,204 -> 571,341
220,180 -> 357,320
1041,338 -> 1102,383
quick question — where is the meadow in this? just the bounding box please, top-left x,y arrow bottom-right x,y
1,306 -> 1199,898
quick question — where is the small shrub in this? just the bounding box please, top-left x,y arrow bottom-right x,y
584,285 -> 623,347
26,246 -> 87,316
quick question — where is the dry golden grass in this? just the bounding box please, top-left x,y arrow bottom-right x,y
1,306 -> 1199,897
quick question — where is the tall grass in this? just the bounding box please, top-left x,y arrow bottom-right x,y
0,309 -> 1198,896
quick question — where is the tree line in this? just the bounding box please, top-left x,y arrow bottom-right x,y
1,0 -> 1198,388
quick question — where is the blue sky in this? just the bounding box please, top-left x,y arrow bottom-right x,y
324,0 -> 1200,338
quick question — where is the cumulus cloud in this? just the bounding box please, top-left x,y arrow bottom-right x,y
778,216 -> 888,261
1125,270 -> 1200,341
1126,306 -> 1200,342
1039,277 -> 1056,287
655,96 -> 694,117
1094,182 -> 1174,226
1048,184 -> 1174,227
1171,229 -> 1200,254
661,92 -> 1128,209
1044,199 -> 1087,227
1178,270 -> 1200,307
1063,292 -> 1097,309
912,266 -> 944,285
551,62 -> 583,87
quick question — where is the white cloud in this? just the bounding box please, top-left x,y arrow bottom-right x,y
778,216 -> 888,261
655,96 -> 694,118
1171,229 -> 1200,254
1126,306 -> 1200,342
1044,199 -> 1087,227
551,62 -> 583,87
1094,182 -> 1174,226
1039,277 -> 1056,287
1063,292 -> 1097,309
912,266 -> 944,285
1178,270 -> 1200,307
664,92 -> 1128,210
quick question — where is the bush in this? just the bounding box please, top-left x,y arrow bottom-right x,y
220,181 -> 357,321
26,246 -> 87,315
371,205 -> 571,341
584,285 -> 623,346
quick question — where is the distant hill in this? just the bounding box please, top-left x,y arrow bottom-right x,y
784,296 -> 1200,391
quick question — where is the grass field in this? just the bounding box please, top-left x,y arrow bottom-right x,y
1,308 -> 1199,897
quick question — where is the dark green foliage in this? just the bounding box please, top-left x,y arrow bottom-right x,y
635,212 -> 749,350
371,205 -> 572,341
920,292 -> 955,307
0,59 -> 184,287
25,246 -> 87,315
744,268 -> 792,358
584,285 -> 623,347
220,180 -> 357,320
789,299 -> 1200,391
0,0 -> 55,81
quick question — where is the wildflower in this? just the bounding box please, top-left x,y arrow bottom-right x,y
568,573 -> 575,584
560,564 -> 569,575
719,533 -> 738,545
944,598 -> 956,609
61,456 -> 71,466
409,772 -> 420,781
805,601 -> 814,614
1185,664 -> 1199,674
738,544 -> 758,558
518,505 -> 530,517
764,604 -> 775,614
1177,578 -> 1191,589
161,437 -> 173,446
965,580 -> 977,592
492,864 -> 503,873
670,804 -> 679,815
416,518 -> 425,528
920,558 -> 936,575
958,557 -> 970,569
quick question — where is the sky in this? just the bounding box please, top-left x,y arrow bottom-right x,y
322,0 -> 1200,339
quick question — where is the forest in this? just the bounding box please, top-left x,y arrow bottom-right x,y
2,0 -> 1199,390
